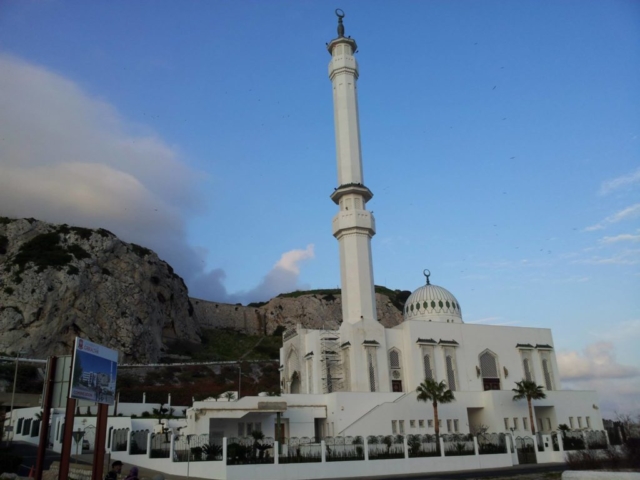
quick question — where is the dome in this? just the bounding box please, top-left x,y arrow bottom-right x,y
403,271 -> 463,323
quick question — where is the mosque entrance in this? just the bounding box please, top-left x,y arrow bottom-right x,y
391,380 -> 402,392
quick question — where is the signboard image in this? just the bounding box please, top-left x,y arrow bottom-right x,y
70,338 -> 118,405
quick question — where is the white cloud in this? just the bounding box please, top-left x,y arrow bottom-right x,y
585,204 -> 640,231
575,249 -> 640,265
558,342 -> 640,417
190,245 -> 315,303
601,233 -> 640,243
558,342 -> 640,381
600,168 -> 640,196
0,53 -> 313,303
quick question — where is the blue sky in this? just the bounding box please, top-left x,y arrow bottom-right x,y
0,1 -> 638,415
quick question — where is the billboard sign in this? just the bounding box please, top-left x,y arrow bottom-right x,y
70,338 -> 118,405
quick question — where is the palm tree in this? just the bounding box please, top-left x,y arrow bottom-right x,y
416,379 -> 455,451
512,380 -> 546,435
223,391 -> 236,401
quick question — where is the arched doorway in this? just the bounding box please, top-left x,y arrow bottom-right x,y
290,371 -> 301,394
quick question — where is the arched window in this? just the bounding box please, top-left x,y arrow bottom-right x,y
366,347 -> 378,392
342,348 -> 351,391
479,350 -> 500,390
444,346 -> 458,391
520,349 -> 535,383
388,348 -> 403,392
286,348 -> 300,394
421,345 -> 435,381
540,350 -> 554,390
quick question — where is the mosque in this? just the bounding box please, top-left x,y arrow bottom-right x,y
185,12 -> 603,444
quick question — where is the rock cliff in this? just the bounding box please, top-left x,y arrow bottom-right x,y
192,290 -> 405,336
0,217 -> 409,364
0,217 -> 200,362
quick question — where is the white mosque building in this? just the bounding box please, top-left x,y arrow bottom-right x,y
185,12 -> 603,444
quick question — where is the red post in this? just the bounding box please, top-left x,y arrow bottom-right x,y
91,404 -> 109,480
35,356 -> 57,480
58,397 -> 76,480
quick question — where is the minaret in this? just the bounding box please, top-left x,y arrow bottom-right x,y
328,10 -> 377,326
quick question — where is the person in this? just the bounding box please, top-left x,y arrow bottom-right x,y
124,466 -> 139,480
104,461 -> 122,480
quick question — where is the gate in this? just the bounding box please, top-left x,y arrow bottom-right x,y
515,436 -> 537,464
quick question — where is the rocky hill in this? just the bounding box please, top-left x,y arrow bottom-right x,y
0,217 -> 411,366
192,287 -> 407,336
0,217 -> 200,363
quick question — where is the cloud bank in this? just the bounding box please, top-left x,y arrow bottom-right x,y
558,342 -> 640,417
0,54 -> 311,303
600,168 -> 640,196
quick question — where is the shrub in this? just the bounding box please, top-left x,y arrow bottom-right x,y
3,287 -> 14,295
141,411 -> 150,418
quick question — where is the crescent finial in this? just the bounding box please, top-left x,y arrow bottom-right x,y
423,269 -> 431,285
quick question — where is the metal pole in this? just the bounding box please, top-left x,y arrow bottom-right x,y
8,351 -> 21,443
35,356 -> 57,480
238,363 -> 241,399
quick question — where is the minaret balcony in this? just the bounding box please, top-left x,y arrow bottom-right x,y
330,183 -> 373,205
332,210 -> 376,237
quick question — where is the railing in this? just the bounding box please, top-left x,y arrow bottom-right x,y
130,430 -> 149,455
279,437 -> 321,463
443,434 -> 474,456
325,436 -> 365,462
150,432 -> 171,459
585,430 -> 607,450
367,435 -> 405,460
477,433 -> 507,455
226,436 -> 275,465
174,433 -> 223,462
112,428 -> 129,452
407,434 -> 439,458
563,431 -> 586,451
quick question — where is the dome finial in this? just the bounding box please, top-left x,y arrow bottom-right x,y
335,9 -> 345,37
423,269 -> 431,285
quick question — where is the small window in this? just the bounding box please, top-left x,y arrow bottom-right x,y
410,420 -> 416,428
523,417 -> 528,430
446,419 -> 452,432
577,417 -> 583,429
586,417 -> 591,429
392,420 -> 397,434
399,420 -> 405,434
513,418 -> 519,430
247,423 -> 253,434
569,417 -> 574,429
427,419 -> 434,428
546,418 -> 552,430
453,419 -> 459,432
238,422 -> 245,437
538,418 -> 544,432
419,420 -> 425,428
504,418 -> 510,430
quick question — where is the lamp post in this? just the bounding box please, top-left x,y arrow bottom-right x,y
8,350 -> 23,444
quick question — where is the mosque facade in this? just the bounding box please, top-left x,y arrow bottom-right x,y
186,13 -> 603,443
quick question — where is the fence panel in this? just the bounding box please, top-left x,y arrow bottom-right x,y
173,434 -> 223,462
279,437 -> 321,464
443,433 -> 474,456
585,430 -> 607,450
226,436 -> 274,465
325,436 -> 364,462
112,428 -> 129,452
367,435 -> 404,460
478,433 -> 507,455
129,430 -> 149,455
407,434 -> 439,458
563,431 -> 586,451
150,433 -> 171,459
